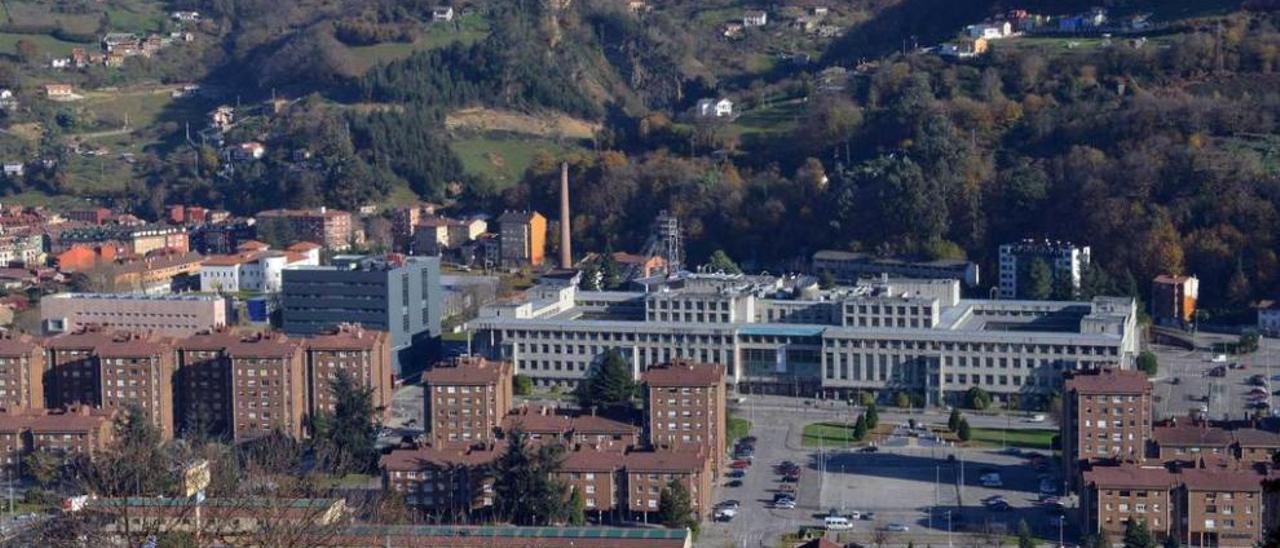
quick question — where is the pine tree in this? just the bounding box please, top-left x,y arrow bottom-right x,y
1122,518 -> 1157,548
567,489 -> 587,525
316,370 -> 379,475
493,430 -> 570,526
1025,257 -> 1053,300
865,404 -> 879,430
657,478 -> 699,537
948,408 -> 962,432
1162,535 -> 1180,548
1018,519 -> 1036,548
853,415 -> 868,441
577,349 -> 636,413
957,418 -> 972,442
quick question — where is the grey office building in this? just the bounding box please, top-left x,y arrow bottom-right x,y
282,255 -> 441,376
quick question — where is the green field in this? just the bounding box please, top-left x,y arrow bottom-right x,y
62,153 -> 134,195
732,98 -> 806,137
0,0 -> 165,34
727,416 -> 752,450
348,14 -> 490,72
451,135 -> 579,189
802,421 -> 862,447
0,32 -> 87,57
967,427 -> 1055,450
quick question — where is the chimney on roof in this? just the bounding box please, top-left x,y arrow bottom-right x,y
559,161 -> 572,269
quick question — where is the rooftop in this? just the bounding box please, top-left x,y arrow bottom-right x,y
623,450 -> 706,473
380,442 -> 505,470
424,356 -> 511,385
1153,422 -> 1234,447
1180,469 -> 1264,492
1082,465 -> 1177,490
1066,369 -> 1151,395
642,360 -> 725,387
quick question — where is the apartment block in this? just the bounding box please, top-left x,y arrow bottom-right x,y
0,406 -> 114,473
1062,368 -> 1153,486
380,442 -> 503,513
623,450 -> 712,519
305,324 -> 392,416
998,239 -> 1091,299
501,406 -> 639,447
256,208 -> 352,251
175,330 -> 240,436
0,334 -> 45,411
282,254 -> 442,376
424,357 -> 513,445
1152,421 -> 1234,464
497,210 -> 546,267
559,448 -> 626,514
226,333 -> 306,441
1152,275 -> 1199,327
41,293 -> 228,337
1180,469 -> 1264,547
44,329 -> 176,439
643,360 -> 726,477
1231,428 -> 1280,465
1081,465 -> 1178,541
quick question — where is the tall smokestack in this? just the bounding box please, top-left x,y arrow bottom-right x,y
559,161 -> 572,269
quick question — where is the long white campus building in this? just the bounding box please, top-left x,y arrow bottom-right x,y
468,273 -> 1138,406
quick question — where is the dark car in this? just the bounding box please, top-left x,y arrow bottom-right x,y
782,474 -> 800,483
860,445 -> 879,453
725,480 -> 743,488
728,470 -> 745,478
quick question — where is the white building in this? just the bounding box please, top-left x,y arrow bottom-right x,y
998,239 -> 1091,300
171,11 -> 201,22
199,248 -> 317,294
696,98 -> 734,118
966,21 -> 1013,40
2,163 -> 23,177
743,11 -> 767,27
469,273 -> 1139,406
432,6 -> 455,22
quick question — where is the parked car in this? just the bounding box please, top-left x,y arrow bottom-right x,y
1040,479 -> 1058,494
860,445 -> 879,453
886,523 -> 910,533
861,512 -> 876,521
718,500 -> 741,510
725,480 -> 743,488
730,460 -> 751,469
773,499 -> 796,509
728,470 -> 745,478
824,516 -> 853,530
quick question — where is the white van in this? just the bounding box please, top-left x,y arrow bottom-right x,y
825,516 -> 853,530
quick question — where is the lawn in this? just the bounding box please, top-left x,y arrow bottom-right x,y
450,135 -> 580,189
0,32 -> 88,57
0,190 -> 94,210
967,427 -> 1055,450
61,154 -> 134,195
727,416 -> 751,450
731,98 -> 806,137
803,421 -> 860,447
347,14 -> 490,72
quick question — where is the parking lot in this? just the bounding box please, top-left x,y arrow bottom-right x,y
1151,333 -> 1280,422
701,404 -> 1070,547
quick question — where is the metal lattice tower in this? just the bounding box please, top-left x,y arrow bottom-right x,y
621,210 -> 683,282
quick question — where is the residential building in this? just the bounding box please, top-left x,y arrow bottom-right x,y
497,211 -> 547,267
742,11 -> 767,27
432,6 -> 454,22
380,442 -> 503,513
225,333 -> 307,441
1062,368 -> 1153,486
939,37 -> 989,58
643,360 -> 727,476
501,406 -> 639,447
1260,301 -> 1280,337
55,244 -> 117,273
1081,465 -> 1178,541
424,356 -> 513,444
1180,469 -> 1264,547
0,233 -> 47,267
305,324 -> 392,416
44,329 -> 177,439
65,208 -> 112,226
0,406 -> 114,473
695,98 -> 734,118
390,203 -> 440,249
0,334 -> 45,411
175,330 -> 240,436
106,251 -> 203,294
998,239 -> 1091,299
1232,428 -> 1280,465
812,250 -> 980,287
200,247 -> 317,293
282,254 -> 442,376
471,273 -> 1139,405
1152,275 -> 1199,328
559,447 -> 626,514
613,252 -> 669,280
41,293 -> 228,337
189,219 -> 256,255
256,208 -> 352,251
624,450 -> 712,519
45,84 -> 73,98
966,21 -> 1013,39
1152,421 -> 1234,464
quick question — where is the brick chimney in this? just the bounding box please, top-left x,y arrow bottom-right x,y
559,161 -> 572,269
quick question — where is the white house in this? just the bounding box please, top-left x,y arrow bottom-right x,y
432,6 -> 455,22
200,249 -> 317,294
966,21 -> 1012,40
0,89 -> 15,110
50,58 -> 71,69
696,98 -> 734,118
2,163 -> 23,177
743,11 -> 767,27
234,142 -> 266,161
171,11 -> 201,22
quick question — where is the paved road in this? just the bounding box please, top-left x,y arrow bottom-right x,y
1151,334 -> 1280,422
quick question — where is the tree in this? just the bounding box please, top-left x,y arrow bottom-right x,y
513,374 -> 534,396
1137,351 -> 1159,376
865,404 -> 879,429
818,269 -> 836,290
957,418 -> 972,442
1122,518 -> 1157,548
577,350 -> 637,413
705,249 -> 741,274
77,404 -> 174,497
1018,519 -> 1036,548
493,429 -> 569,526
966,387 -> 991,410
858,391 -> 876,407
1025,258 -> 1054,300
1240,331 -> 1261,354
314,370 -> 379,475
1161,535 -> 1180,548
895,391 -> 911,408
948,408 -> 962,432
567,489 -> 587,526
853,414 -> 868,441
657,478 -> 699,537
24,451 -> 60,488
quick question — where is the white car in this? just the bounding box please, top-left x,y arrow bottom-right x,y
774,500 -> 796,509
886,523 -> 910,532
1212,354 -> 1228,363
1026,414 -> 1047,423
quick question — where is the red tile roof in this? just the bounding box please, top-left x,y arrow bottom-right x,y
424,357 -> 511,385
1082,465 -> 1178,490
0,334 -> 41,357
380,442 -> 505,470
1065,369 -> 1151,395
642,360 -> 725,387
624,450 -> 706,474
1154,423 -> 1233,448
562,447 -> 626,472
571,414 -> 640,435
1181,469 -> 1264,492
1232,428 -> 1280,448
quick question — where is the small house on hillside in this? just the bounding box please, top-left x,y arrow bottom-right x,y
939,37 -> 988,59
743,11 -> 767,27
432,7 -> 455,22
696,98 -> 734,118
44,84 -> 73,98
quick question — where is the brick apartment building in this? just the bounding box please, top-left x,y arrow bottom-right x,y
43,329 -> 176,439
643,360 -> 727,477
1081,465 -> 1179,540
424,357 -> 513,445
1180,468 -> 1264,546
560,447 -> 626,515
0,406 -> 114,473
0,334 -> 45,411
381,442 -> 504,514
305,324 -> 392,416
1063,368 -> 1153,486
496,210 -> 546,267
176,330 -> 240,436
225,333 -> 307,441
1152,421 -> 1234,464
623,450 -> 713,519
256,208 -> 352,251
